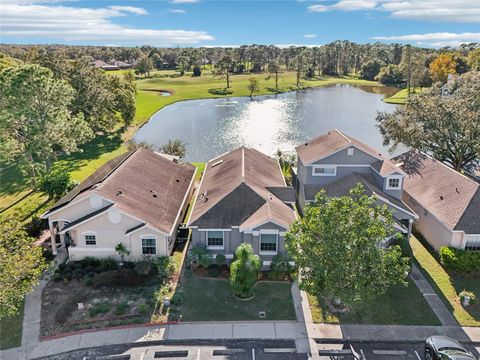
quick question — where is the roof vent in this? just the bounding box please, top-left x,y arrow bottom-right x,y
269,194 -> 273,201
116,190 -> 123,196
153,194 -> 158,198
440,195 -> 444,200
456,187 -> 460,193
176,179 -> 180,183
212,159 -> 223,168
304,143 -> 308,146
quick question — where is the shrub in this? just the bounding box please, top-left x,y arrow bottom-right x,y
24,217 -> 48,238
58,263 -> 67,272
114,303 -> 130,316
138,303 -> 149,315
192,65 -> 202,77
82,275 -> 94,286
270,253 -> 294,280
215,254 -> 226,267
171,292 -> 184,306
72,268 -> 85,280
187,246 -> 212,269
459,290 -> 476,305
135,259 -> 154,276
440,246 -> 480,273
39,171 -> 77,199
88,303 -> 110,317
229,244 -> 260,298
80,257 -> 101,268
99,257 -> 118,272
53,272 -> 62,282
156,256 -> 176,282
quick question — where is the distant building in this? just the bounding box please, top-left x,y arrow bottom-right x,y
91,59 -> 135,71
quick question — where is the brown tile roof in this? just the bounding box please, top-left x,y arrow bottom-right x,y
46,148 -> 196,235
395,150 -> 480,233
188,147 -> 295,229
296,129 -> 403,176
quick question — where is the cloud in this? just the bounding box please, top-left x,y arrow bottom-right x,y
169,0 -> 198,3
108,6 -> 148,15
307,0 -> 480,23
372,32 -> 480,41
308,4 -> 329,12
1,3 -> 214,46
168,8 -> 186,13
371,32 -> 480,47
332,0 -> 378,11
303,34 -> 317,38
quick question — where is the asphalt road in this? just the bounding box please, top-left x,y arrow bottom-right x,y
34,339 -> 480,360
316,340 -> 480,360
36,339 -> 307,360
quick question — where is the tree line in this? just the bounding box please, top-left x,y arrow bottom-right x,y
0,50 -> 136,187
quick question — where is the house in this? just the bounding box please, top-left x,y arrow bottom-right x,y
293,129 -> 418,239
187,147 -> 296,267
41,148 -> 197,261
394,150 -> 480,251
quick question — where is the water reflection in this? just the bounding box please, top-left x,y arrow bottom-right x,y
134,84 -> 398,162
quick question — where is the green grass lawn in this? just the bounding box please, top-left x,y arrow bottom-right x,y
410,234 -> 480,327
175,270 -> 296,321
308,278 -> 440,325
0,301 -> 24,350
383,87 -> 423,105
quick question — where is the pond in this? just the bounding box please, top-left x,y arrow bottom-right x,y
134,84 -> 399,162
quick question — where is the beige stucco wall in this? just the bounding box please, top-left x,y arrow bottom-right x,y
65,207 -> 166,261
49,195 -> 111,223
404,194 -> 463,251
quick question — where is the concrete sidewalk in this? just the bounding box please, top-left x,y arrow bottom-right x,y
0,321 -> 303,360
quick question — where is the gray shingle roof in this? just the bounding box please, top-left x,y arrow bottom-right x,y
303,172 -> 415,219
395,150 -> 480,233
266,186 -> 296,203
189,147 -> 295,229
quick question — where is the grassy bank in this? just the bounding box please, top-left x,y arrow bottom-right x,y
383,87 -> 423,105
410,234 -> 480,327
1,71 -> 382,223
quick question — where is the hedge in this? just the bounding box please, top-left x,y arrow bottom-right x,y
440,246 -> 480,273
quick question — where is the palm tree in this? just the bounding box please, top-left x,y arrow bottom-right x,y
161,139 -> 186,159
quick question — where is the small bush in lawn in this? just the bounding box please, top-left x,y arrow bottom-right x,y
215,254 -> 226,267
440,246 -> 480,273
171,292 -> 184,306
88,303 -> 110,317
230,244 -> 260,298
114,303 -> 130,316
207,265 -> 221,277
138,303 -> 149,315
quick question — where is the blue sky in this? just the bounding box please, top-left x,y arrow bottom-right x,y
1,0 -> 479,48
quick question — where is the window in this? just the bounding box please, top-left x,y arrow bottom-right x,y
84,234 -> 96,246
386,176 -> 402,189
260,233 -> 278,254
142,237 -> 156,255
347,148 -> 354,156
312,165 -> 336,177
207,231 -> 224,249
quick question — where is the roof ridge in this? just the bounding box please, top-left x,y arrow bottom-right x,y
334,129 -> 351,143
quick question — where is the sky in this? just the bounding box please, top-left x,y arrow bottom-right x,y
1,0 -> 479,48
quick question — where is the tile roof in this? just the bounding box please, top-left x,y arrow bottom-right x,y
303,172 -> 415,219
188,147 -> 295,229
395,150 -> 480,233
296,129 -> 403,176
47,148 -> 196,235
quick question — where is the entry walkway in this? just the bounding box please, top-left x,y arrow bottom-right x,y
409,264 -> 459,326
